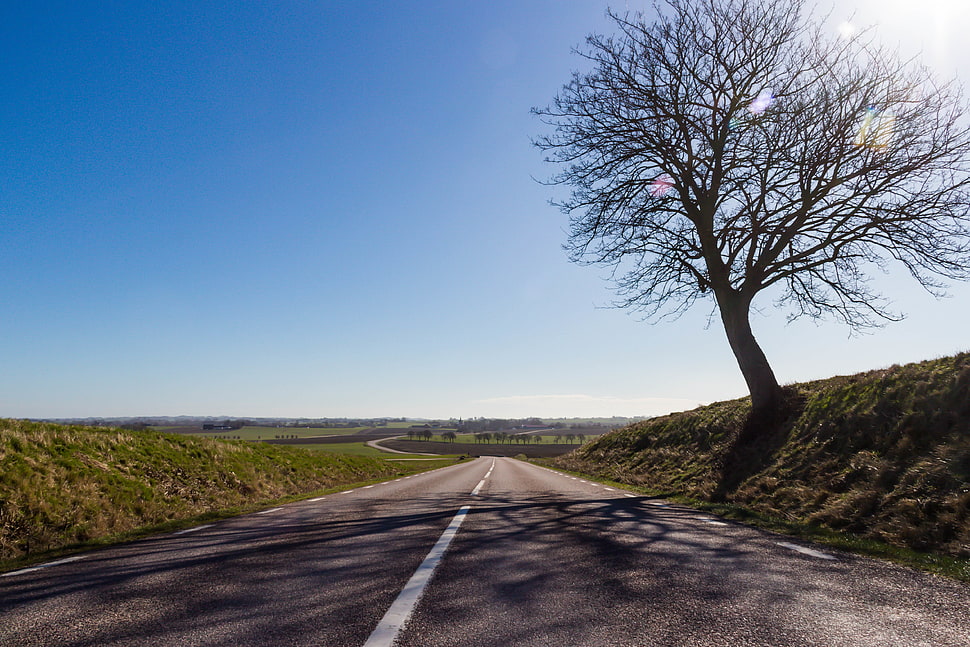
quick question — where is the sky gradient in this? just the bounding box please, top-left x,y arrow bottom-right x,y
3,1 -> 969,420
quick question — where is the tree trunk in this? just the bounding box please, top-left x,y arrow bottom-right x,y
716,293 -> 783,417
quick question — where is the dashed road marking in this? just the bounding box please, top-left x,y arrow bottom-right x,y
258,508 -> 283,515
363,506 -> 471,647
471,458 -> 496,496
624,493 -> 637,498
309,497 -> 326,502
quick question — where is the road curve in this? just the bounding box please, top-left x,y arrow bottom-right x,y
1,457 -> 967,646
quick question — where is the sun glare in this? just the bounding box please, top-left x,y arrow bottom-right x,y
839,0 -> 968,75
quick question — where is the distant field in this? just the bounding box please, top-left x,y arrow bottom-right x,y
452,433 -> 591,445
382,439 -> 579,458
160,426 -> 597,452
295,442 -> 453,459
163,426 -> 394,441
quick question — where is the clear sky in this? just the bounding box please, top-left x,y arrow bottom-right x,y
2,1 -> 969,420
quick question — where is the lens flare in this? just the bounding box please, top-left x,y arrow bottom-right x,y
649,174 -> 674,197
748,88 -> 774,115
854,107 -> 895,149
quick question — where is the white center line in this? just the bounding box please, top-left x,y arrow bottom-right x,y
363,506 -> 471,647
623,493 -> 636,498
471,458 -> 496,496
257,508 -> 283,515
309,497 -> 325,502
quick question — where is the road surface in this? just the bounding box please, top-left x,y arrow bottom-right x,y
2,457 -> 967,646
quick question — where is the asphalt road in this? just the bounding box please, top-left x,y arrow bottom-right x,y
2,457 -> 968,646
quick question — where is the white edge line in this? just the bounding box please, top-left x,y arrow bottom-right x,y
776,542 -> 836,560
258,507 -> 283,515
2,555 -> 86,578
362,506 -> 471,647
174,524 -> 213,535
309,497 -> 325,502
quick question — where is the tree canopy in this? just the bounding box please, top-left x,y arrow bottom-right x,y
535,0 -> 970,416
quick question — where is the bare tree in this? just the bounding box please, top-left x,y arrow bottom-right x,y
534,0 -> 970,420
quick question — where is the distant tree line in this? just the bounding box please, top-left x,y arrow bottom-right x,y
458,418 -> 546,432
406,430 -> 458,442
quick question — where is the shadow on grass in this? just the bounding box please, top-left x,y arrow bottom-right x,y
713,387 -> 805,501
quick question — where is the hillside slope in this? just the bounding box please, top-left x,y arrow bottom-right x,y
554,353 -> 970,558
0,419 -> 437,566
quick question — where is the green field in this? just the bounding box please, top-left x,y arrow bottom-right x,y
198,426 -> 369,441
300,442 -> 459,459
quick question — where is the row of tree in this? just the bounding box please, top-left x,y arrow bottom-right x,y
406,430 -> 458,442
473,433 -> 549,444
403,431 -> 589,444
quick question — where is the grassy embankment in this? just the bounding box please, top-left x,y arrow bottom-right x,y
0,419 -> 455,572
551,353 -> 970,581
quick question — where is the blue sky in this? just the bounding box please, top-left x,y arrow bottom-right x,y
2,1 -> 969,420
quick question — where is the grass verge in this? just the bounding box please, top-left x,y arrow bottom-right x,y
541,352 -> 970,582
533,460 -> 970,583
0,419 -> 457,573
